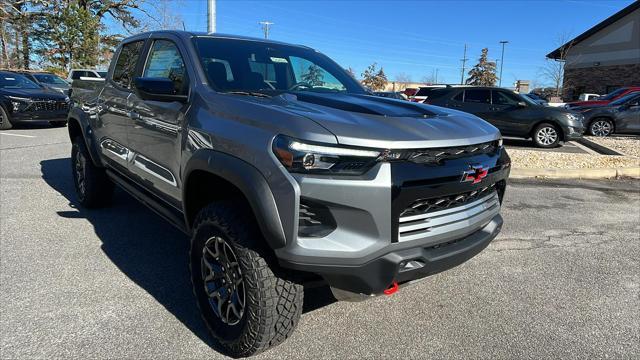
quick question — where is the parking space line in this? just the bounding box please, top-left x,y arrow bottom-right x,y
0,133 -> 36,138
570,141 -> 599,155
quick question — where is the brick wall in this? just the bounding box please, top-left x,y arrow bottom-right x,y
563,63 -> 640,100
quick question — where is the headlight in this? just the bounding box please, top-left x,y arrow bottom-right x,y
64,96 -> 70,102
273,135 -> 383,175
7,96 -> 32,112
566,113 -> 583,123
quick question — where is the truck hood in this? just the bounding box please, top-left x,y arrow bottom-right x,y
0,87 -> 68,100
274,92 -> 500,148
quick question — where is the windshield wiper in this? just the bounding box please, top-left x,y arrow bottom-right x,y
223,91 -> 272,98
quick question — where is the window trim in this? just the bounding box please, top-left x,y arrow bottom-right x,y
140,37 -> 191,98
109,39 -> 147,92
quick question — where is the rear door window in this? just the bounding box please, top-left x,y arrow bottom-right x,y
112,40 -> 145,90
464,89 -> 491,103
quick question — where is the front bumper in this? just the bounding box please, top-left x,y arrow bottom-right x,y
9,109 -> 69,122
275,146 -> 511,295
563,124 -> 584,140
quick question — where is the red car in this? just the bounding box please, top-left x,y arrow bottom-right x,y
566,86 -> 640,108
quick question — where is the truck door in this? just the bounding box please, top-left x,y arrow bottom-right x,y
127,37 -> 191,206
95,40 -> 145,171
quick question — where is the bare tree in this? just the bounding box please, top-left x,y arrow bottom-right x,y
391,72 -> 411,91
541,32 -> 574,98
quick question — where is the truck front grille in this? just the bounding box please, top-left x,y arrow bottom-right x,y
397,184 -> 500,243
403,141 -> 498,165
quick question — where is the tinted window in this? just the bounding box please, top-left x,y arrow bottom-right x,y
416,87 -> 439,96
0,72 -> 40,89
71,71 -> 86,79
34,74 -> 67,85
112,41 -> 144,89
193,37 -> 363,94
600,88 -> 626,101
610,92 -> 640,106
143,40 -> 187,94
492,90 -> 521,105
464,89 -> 490,103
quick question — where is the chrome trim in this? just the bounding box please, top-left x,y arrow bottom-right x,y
132,154 -> 178,187
398,192 -> 500,243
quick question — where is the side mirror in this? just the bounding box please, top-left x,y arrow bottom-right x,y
133,77 -> 187,102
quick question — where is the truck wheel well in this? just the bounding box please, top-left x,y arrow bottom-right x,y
68,118 -> 82,141
184,170 -> 253,229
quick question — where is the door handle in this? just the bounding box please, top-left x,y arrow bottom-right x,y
128,111 -> 140,120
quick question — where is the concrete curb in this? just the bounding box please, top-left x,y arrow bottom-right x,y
511,167 -> 640,179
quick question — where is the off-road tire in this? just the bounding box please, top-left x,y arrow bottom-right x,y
71,137 -> 113,208
190,203 -> 303,358
0,106 -> 12,130
532,122 -> 561,148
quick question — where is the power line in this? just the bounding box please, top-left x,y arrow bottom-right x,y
259,21 -> 274,39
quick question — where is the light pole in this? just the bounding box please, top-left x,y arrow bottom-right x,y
207,0 -> 216,33
499,40 -> 508,87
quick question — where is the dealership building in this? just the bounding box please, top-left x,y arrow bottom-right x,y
546,1 -> 640,99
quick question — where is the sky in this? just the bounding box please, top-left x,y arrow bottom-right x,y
117,0 -> 636,87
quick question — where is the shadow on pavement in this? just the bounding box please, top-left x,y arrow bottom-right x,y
40,157 -> 336,350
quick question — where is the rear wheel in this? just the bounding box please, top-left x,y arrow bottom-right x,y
533,123 -> 561,148
190,203 -> 303,357
589,118 -> 613,137
71,137 -> 114,207
0,106 -> 12,130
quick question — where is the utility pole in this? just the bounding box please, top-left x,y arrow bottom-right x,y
460,43 -> 468,85
259,21 -> 274,39
207,0 -> 216,33
499,40 -> 508,87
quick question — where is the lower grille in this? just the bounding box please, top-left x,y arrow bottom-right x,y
398,188 -> 500,243
28,99 -> 69,112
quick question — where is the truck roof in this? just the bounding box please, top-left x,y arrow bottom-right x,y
121,30 -> 313,50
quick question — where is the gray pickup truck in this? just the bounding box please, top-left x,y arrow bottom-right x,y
69,30 -> 510,357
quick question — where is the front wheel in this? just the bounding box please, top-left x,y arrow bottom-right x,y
533,123 -> 561,148
71,137 -> 114,207
589,118 -> 613,137
190,203 -> 303,357
0,106 -> 12,130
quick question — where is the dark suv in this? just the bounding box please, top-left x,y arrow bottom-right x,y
0,71 -> 70,130
424,86 -> 584,147
69,31 -> 510,357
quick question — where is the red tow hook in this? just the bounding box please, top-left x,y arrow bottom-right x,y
383,281 -> 399,295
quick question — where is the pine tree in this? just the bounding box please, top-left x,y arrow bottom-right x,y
301,64 -> 324,87
465,48 -> 498,86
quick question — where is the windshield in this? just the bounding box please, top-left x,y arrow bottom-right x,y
193,37 -> 365,95
518,92 -> 539,106
0,73 -> 41,89
609,92 -> 640,106
33,74 -> 67,85
600,88 -> 626,101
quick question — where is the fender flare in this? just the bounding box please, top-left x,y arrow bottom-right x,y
183,149 -> 287,249
67,107 -> 103,167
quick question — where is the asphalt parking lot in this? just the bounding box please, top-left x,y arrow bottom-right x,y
1,124 -> 639,359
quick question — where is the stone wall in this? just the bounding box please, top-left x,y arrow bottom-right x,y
563,63 -> 640,100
